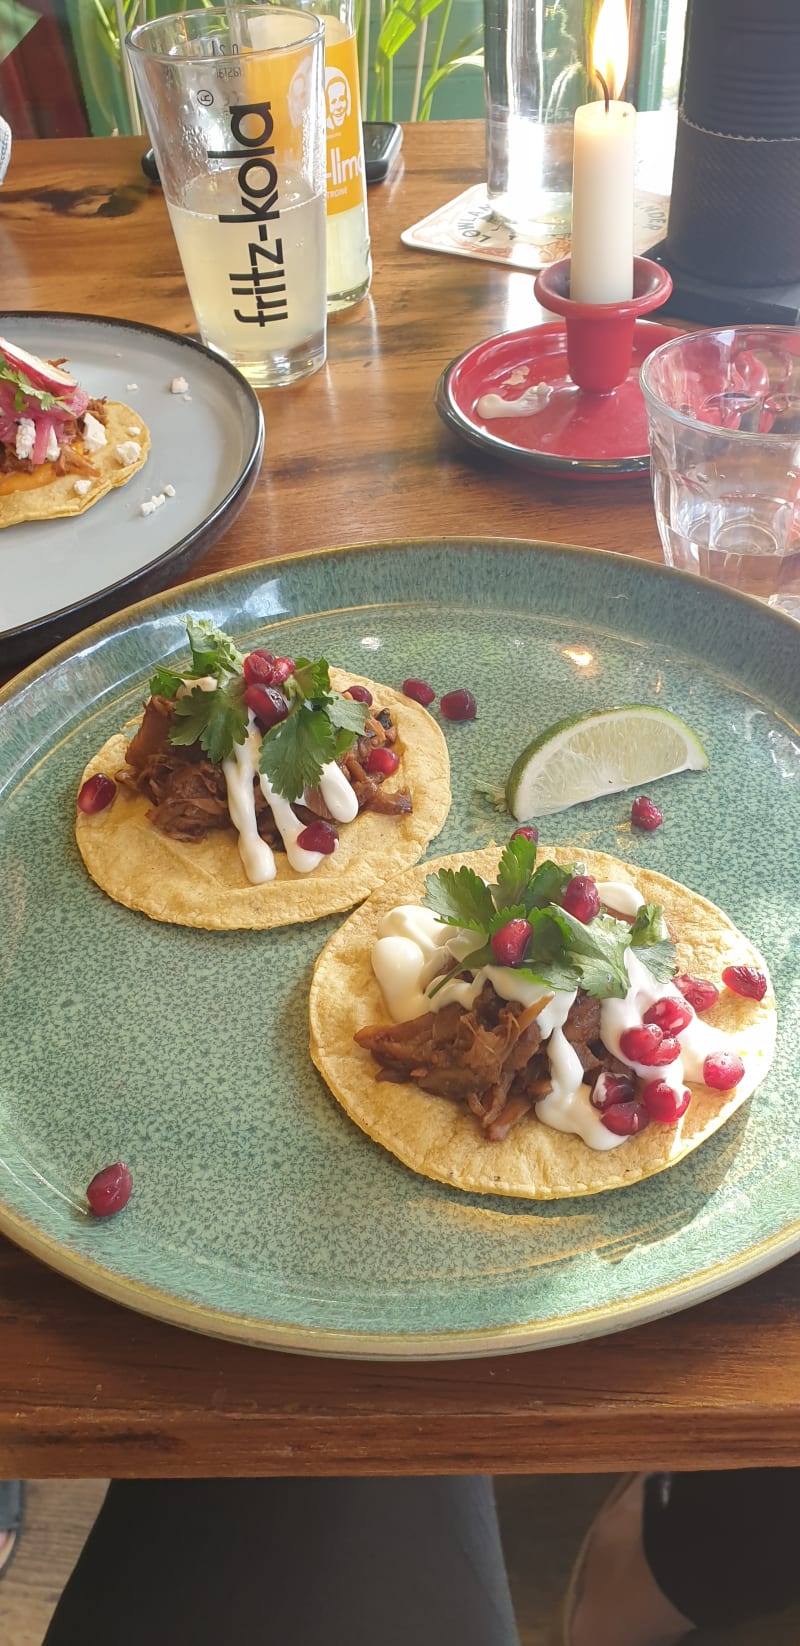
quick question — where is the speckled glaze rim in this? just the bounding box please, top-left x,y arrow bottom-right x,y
1,1183 -> 798,1359
0,312 -> 265,667
2,536 -> 800,1359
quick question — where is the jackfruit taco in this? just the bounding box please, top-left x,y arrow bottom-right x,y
309,840 -> 776,1199
0,336 -> 149,526
75,619 -> 451,929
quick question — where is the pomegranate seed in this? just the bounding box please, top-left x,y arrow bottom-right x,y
641,1080 -> 691,1123
440,689 -> 476,722
561,874 -> 600,924
511,825 -> 539,844
343,683 -> 373,704
619,1024 -> 680,1066
490,918 -> 533,968
86,1162 -> 132,1218
643,997 -> 693,1036
243,649 -> 276,686
77,773 -> 116,814
601,1101 -> 650,1137
402,677 -> 436,707
270,657 -> 295,686
631,795 -> 663,831
722,965 -> 768,1002
244,683 -> 289,729
365,747 -> 400,776
297,820 -> 338,855
703,1050 -> 745,1091
590,1070 -> 635,1111
674,973 -> 720,1013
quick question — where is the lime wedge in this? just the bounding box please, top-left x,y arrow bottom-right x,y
505,706 -> 708,820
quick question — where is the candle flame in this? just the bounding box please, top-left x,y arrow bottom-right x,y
592,0 -> 629,102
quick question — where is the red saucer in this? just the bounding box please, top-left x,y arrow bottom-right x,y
435,319 -> 682,479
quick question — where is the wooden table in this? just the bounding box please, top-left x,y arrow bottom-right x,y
2,124 -> 799,1480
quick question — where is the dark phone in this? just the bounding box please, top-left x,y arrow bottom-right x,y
363,121 -> 402,184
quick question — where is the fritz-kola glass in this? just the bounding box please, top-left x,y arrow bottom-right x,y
128,6 -> 327,388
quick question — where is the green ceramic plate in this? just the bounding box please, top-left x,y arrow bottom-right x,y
1,539 -> 799,1359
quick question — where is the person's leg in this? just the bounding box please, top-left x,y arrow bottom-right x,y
566,1467 -> 800,1645
643,1468 -> 800,1627
565,1475 -> 693,1646
44,1476 -> 520,1646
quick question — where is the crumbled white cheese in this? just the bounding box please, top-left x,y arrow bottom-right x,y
163,483 -> 176,497
82,411 -> 107,453
15,419 -> 35,461
126,383 -> 139,391
126,425 -> 141,436
45,426 -> 60,462
140,492 -> 166,516
73,478 -> 92,497
182,394 -> 192,403
115,440 -> 142,466
170,376 -> 189,395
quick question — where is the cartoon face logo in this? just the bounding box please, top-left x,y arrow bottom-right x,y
288,61 -> 311,127
325,67 -> 350,131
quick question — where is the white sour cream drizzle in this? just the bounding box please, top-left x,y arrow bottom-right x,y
175,669 -> 361,884
370,879 -> 738,1152
316,761 -> 359,824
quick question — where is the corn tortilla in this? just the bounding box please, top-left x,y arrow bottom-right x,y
0,401 -> 149,527
309,846 -> 776,1200
75,671 -> 451,930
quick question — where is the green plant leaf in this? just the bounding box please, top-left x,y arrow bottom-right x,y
377,0 -> 446,59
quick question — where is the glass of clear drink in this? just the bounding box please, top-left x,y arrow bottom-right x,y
482,0 -> 592,235
641,328 -> 800,621
128,6 -> 327,389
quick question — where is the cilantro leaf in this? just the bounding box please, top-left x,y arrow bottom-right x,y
546,907 -> 631,999
332,725 -> 357,760
259,707 -> 335,801
288,656 -> 331,703
523,859 -> 577,913
149,664 -> 183,700
630,902 -> 676,983
170,678 -> 247,763
424,866 -> 497,933
516,958 -> 581,992
0,360 -> 65,414
491,835 -> 539,910
184,617 -> 243,679
327,691 -> 370,736
488,903 -> 527,935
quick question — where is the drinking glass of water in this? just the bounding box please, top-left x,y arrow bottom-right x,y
641,327 -> 800,620
128,6 -> 326,389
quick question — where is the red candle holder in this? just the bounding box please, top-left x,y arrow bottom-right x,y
534,257 -> 674,393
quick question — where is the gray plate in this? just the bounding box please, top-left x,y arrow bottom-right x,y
0,312 -> 264,667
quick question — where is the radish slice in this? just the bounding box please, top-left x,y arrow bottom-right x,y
32,415 -> 54,466
0,336 -> 77,392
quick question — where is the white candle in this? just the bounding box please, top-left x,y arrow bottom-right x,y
570,0 -> 636,305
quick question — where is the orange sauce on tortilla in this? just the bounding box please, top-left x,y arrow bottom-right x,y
0,462 -> 58,495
